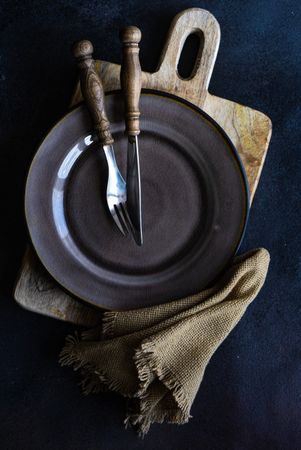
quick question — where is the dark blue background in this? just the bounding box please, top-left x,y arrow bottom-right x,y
1,1 -> 300,448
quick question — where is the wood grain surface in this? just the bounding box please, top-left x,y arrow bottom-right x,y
73,40 -> 114,145
14,8 -> 272,324
120,26 -> 142,136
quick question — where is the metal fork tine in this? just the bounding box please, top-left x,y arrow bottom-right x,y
112,205 -> 128,235
120,202 -> 143,246
120,203 -> 136,238
115,204 -> 131,235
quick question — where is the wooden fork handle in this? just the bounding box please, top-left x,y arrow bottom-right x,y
72,40 -> 114,145
120,26 -> 142,137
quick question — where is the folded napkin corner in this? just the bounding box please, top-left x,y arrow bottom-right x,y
59,248 -> 270,436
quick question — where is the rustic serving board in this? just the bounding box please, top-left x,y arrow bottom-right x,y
14,8 -> 272,324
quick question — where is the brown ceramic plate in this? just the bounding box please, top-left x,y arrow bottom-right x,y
25,90 -> 249,310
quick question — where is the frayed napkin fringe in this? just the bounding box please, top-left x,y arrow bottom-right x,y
59,331 -> 192,436
59,332 -> 125,396
135,340 -> 190,415
102,311 -> 117,338
125,407 -> 190,437
130,339 -> 191,436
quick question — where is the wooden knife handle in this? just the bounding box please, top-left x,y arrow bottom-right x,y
72,40 -> 114,145
120,26 -> 142,137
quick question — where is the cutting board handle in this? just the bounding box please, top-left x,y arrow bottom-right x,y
156,8 -> 220,96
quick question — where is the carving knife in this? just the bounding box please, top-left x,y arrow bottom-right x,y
120,26 -> 143,246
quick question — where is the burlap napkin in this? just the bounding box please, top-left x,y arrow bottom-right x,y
59,248 -> 270,436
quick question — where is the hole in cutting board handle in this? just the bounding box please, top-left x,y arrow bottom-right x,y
177,32 -> 204,80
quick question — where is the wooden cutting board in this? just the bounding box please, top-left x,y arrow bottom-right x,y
14,8 -> 272,324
